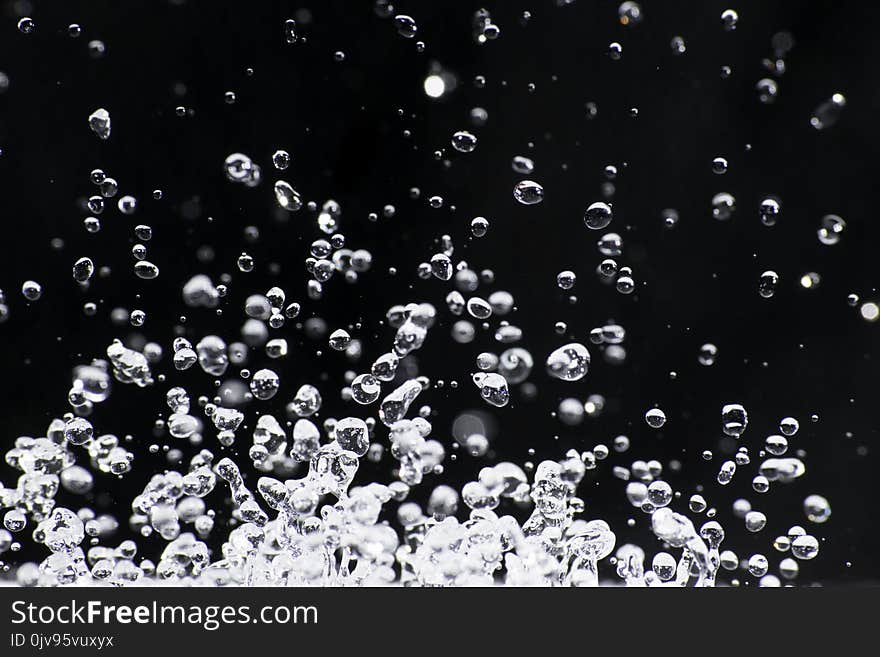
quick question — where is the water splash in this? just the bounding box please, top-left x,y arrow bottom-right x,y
0,2 -> 845,588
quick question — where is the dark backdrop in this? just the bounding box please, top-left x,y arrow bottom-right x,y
0,0 -> 877,583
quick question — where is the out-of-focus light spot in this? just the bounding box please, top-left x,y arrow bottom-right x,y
799,272 -> 820,289
423,74 -> 445,98
860,302 -> 879,322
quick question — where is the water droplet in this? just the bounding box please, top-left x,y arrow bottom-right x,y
791,535 -> 819,560
472,372 -> 510,407
351,374 -> 381,405
283,19 -> 298,44
759,198 -> 781,226
17,17 -> 35,35
645,408 -> 667,429
803,495 -> 831,524
329,329 -> 352,351
721,403 -> 748,437
712,192 -> 736,220
605,42 -> 623,62
272,150 -> 290,170
88,108 -> 111,140
274,180 -> 303,211
546,343 -> 591,381
134,261 -> 159,280
712,157 -> 728,174
584,202 -> 613,230
72,257 -> 94,283
698,343 -> 717,366
451,131 -> 477,153
759,270 -> 778,298
512,156 -> 534,175
513,180 -> 544,205
721,9 -> 739,31
21,280 -> 42,301
393,15 -> 418,39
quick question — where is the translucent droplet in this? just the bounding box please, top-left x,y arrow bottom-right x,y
329,329 -> 352,351
451,131 -> 477,153
249,369 -> 280,400
652,552 -> 676,580
351,373 -> 381,405
472,372 -> 510,407
272,150 -> 290,170
583,202 -> 613,230
21,280 -> 42,301
721,9 -> 739,31
393,14 -> 418,39
791,535 -> 819,560
758,270 -> 778,298
471,216 -> 489,237
466,297 -> 492,319
290,384 -> 322,417
645,408 -> 666,429
745,510 -> 767,532
647,481 -> 672,507
430,254 -> 453,281
616,276 -> 635,295
283,19 -> 298,44
779,417 -> 799,436
546,343 -> 591,381
274,180 -> 303,211
712,192 -> 736,220
608,42 -> 623,61
88,108 -> 111,140
698,343 -> 717,366
72,257 -> 95,283
721,403 -> 748,437
335,417 -> 370,457
556,270 -> 576,290
513,180 -> 544,205
689,494 -> 707,513
803,494 -> 831,524
748,554 -> 768,577
512,156 -> 534,175
378,379 -> 423,425
224,152 -> 261,187
598,233 -> 623,256
17,17 -> 35,35
759,198 -> 781,226
134,261 -> 159,280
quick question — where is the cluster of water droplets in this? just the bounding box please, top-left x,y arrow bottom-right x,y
0,2 -> 846,587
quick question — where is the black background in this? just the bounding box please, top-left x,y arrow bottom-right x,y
0,0 -> 877,584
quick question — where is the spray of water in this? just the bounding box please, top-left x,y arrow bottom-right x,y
0,3 -> 841,587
